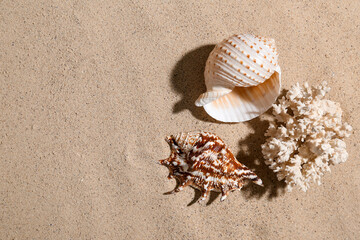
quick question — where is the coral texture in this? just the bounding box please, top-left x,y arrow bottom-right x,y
262,82 -> 352,192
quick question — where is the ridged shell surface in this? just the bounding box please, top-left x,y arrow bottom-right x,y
159,132 -> 263,202
195,34 -> 281,122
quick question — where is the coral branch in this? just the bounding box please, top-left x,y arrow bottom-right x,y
262,82 -> 352,192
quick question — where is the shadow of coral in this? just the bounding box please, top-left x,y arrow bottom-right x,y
238,111 -> 286,200
171,44 -> 220,123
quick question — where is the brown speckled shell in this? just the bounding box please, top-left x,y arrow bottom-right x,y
159,132 -> 263,202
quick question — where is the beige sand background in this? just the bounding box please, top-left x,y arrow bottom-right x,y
1,0 -> 359,239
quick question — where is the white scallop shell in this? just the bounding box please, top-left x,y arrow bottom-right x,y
195,34 -> 281,122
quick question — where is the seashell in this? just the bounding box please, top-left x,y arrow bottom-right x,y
195,34 -> 281,122
159,131 -> 263,202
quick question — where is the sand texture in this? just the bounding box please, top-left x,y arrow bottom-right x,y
1,0 -> 359,239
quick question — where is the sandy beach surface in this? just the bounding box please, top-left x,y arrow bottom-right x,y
1,1 -> 359,239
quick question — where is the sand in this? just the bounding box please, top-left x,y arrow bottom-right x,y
1,0 -> 359,239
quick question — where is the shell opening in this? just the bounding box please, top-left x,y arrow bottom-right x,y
202,70 -> 281,122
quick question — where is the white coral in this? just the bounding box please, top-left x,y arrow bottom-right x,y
261,82 -> 352,192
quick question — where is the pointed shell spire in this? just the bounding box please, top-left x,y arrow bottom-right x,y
195,34 -> 281,122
